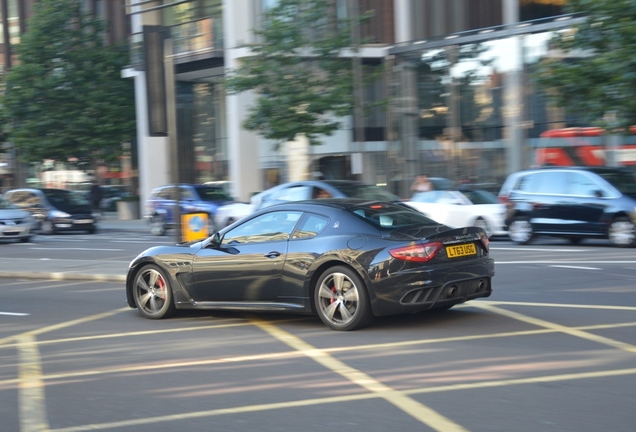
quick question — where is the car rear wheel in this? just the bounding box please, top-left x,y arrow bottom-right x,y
473,217 -> 490,238
149,215 -> 166,236
508,217 -> 533,245
133,264 -> 176,319
608,217 -> 636,247
314,266 -> 373,331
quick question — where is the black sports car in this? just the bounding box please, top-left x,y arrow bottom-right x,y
126,199 -> 494,330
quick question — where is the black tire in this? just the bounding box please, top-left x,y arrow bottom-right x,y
149,215 -> 166,236
87,226 -> 97,234
608,216 -> 636,247
132,264 -> 176,319
473,217 -> 490,238
567,237 -> 583,245
508,217 -> 533,245
19,236 -> 32,243
314,265 -> 373,331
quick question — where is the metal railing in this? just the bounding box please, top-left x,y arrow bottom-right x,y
129,17 -> 224,69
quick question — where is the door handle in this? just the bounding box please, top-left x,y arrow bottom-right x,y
264,251 -> 281,258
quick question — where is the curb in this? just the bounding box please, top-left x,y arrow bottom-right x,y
0,271 -> 126,283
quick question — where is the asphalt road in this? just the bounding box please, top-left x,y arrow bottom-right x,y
1,231 -> 635,432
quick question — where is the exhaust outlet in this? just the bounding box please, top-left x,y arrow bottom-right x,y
447,285 -> 458,297
477,279 -> 486,292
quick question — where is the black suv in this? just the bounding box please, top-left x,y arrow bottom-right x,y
498,166 -> 636,247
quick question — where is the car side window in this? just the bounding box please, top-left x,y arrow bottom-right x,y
157,188 -> 172,200
520,172 -> 568,194
292,214 -> 329,239
271,185 -> 311,201
222,211 -> 303,244
179,187 -> 195,200
566,173 -> 603,197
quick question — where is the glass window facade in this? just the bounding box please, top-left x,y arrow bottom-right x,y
389,21 -> 599,190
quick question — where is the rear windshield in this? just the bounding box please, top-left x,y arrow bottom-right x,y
194,186 -> 233,201
333,184 -> 400,201
460,189 -> 498,204
42,189 -> 89,206
597,170 -> 636,195
349,202 -> 440,228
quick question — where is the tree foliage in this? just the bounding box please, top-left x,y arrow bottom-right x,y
0,0 -> 136,164
534,0 -> 636,131
224,0 -> 373,147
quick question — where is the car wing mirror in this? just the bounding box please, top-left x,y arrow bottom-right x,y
205,232 -> 222,248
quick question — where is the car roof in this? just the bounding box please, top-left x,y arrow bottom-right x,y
520,166 -> 632,174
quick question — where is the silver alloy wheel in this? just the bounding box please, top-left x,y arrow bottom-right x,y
133,266 -> 175,319
508,218 -> 533,244
40,220 -> 54,235
608,218 -> 636,246
473,218 -> 491,238
316,271 -> 361,328
149,216 -> 166,236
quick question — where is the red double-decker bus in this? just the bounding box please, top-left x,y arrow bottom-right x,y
535,127 -> 636,167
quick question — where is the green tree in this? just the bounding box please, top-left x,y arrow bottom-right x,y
0,0 -> 135,164
534,0 -> 636,131
224,0 -> 373,148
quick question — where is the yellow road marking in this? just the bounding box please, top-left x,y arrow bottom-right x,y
477,300 -> 636,311
47,366 -> 636,432
0,307 -> 130,348
3,321 -> 636,387
473,303 -> 636,353
3,300 -> 636,432
17,335 -> 50,432
253,319 -> 469,432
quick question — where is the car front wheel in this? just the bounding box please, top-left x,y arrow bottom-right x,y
40,220 -> 55,235
314,266 -> 373,331
132,264 -> 176,319
508,217 -> 533,245
608,217 -> 636,247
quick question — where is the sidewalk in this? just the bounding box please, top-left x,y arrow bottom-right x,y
0,214 -> 151,283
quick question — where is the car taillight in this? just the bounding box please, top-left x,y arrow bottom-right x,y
480,234 -> 490,252
497,195 -> 509,204
389,242 -> 442,262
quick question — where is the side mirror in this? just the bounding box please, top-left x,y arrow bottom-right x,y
206,232 -> 222,248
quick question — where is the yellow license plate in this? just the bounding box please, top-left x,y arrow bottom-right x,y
446,243 -> 476,258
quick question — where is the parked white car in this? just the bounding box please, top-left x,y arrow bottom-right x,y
404,189 -> 506,238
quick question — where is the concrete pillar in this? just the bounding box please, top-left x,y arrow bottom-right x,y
224,0 -> 263,201
394,0 -> 413,43
503,0 -> 525,173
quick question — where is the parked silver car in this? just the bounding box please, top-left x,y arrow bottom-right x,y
0,196 -> 35,243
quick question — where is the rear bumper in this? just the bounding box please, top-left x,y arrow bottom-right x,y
369,258 -> 495,316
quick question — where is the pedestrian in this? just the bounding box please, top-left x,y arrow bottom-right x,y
410,174 -> 434,195
89,181 -> 103,213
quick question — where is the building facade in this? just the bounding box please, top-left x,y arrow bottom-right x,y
3,1 -> 583,201
125,0 -> 573,205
